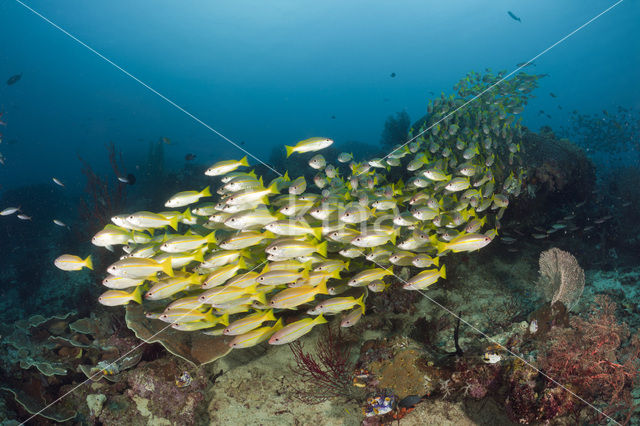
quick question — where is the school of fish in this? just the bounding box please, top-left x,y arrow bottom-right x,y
56,71 -> 542,349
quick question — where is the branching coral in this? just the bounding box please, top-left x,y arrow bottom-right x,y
289,325 -> 361,404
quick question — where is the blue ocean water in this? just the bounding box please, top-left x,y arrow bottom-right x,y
1,1 -> 638,192
0,1 -> 639,424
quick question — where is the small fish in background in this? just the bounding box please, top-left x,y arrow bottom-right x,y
17,214 -> 32,220
54,254 -> 93,271
53,219 -> 70,229
516,61 -> 535,67
6,73 -> 22,85
117,173 -> 136,185
1,206 -> 20,216
337,152 -> 353,163
507,11 -> 521,22
550,92 -> 557,98
330,115 -> 336,119
185,153 -> 196,161
161,137 -> 171,145
0,153 -> 6,166
52,177 -> 65,187
390,72 -> 396,78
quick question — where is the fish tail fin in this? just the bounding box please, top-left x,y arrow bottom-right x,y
432,256 -> 440,267
131,286 -> 143,305
84,255 -> 93,270
302,260 -> 313,272
312,227 -> 323,240
206,231 -> 217,244
390,228 -> 399,245
182,208 -> 193,222
201,186 -> 212,197
190,273 -> 204,285
203,308 -> 216,323
237,257 -> 247,270
272,318 -> 284,332
439,264 -> 447,280
316,241 -> 328,258
283,170 -> 290,182
330,269 -> 342,280
267,181 -> 279,195
193,249 -> 204,263
285,146 -> 294,158
430,235 -> 447,255
253,291 -> 267,306
356,293 -> 365,313
168,216 -> 179,231
219,313 -> 230,326
316,279 -> 328,295
315,314 -> 328,325
265,309 -> 277,322
161,258 -> 174,277
239,156 -> 249,167
262,230 -> 276,240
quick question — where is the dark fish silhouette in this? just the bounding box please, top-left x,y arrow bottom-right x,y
330,115 -> 336,119
390,72 -> 396,78
117,173 -> 136,185
549,92 -> 557,98
508,11 -> 521,22
185,153 -> 196,161
6,73 -> 22,85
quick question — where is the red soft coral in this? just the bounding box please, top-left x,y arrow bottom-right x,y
537,296 -> 639,423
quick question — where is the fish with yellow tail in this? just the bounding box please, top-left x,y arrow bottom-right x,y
229,318 -> 284,348
165,186 -> 212,208
223,309 -> 277,335
205,156 -> 249,176
98,286 -> 143,306
309,293 -> 365,315
403,265 -> 446,291
265,238 -> 327,259
159,231 -> 217,253
285,137 -> 333,157
126,211 -> 180,231
269,280 -> 329,309
268,314 -> 327,345
54,254 -> 93,271
107,257 -> 174,279
432,232 -> 494,254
